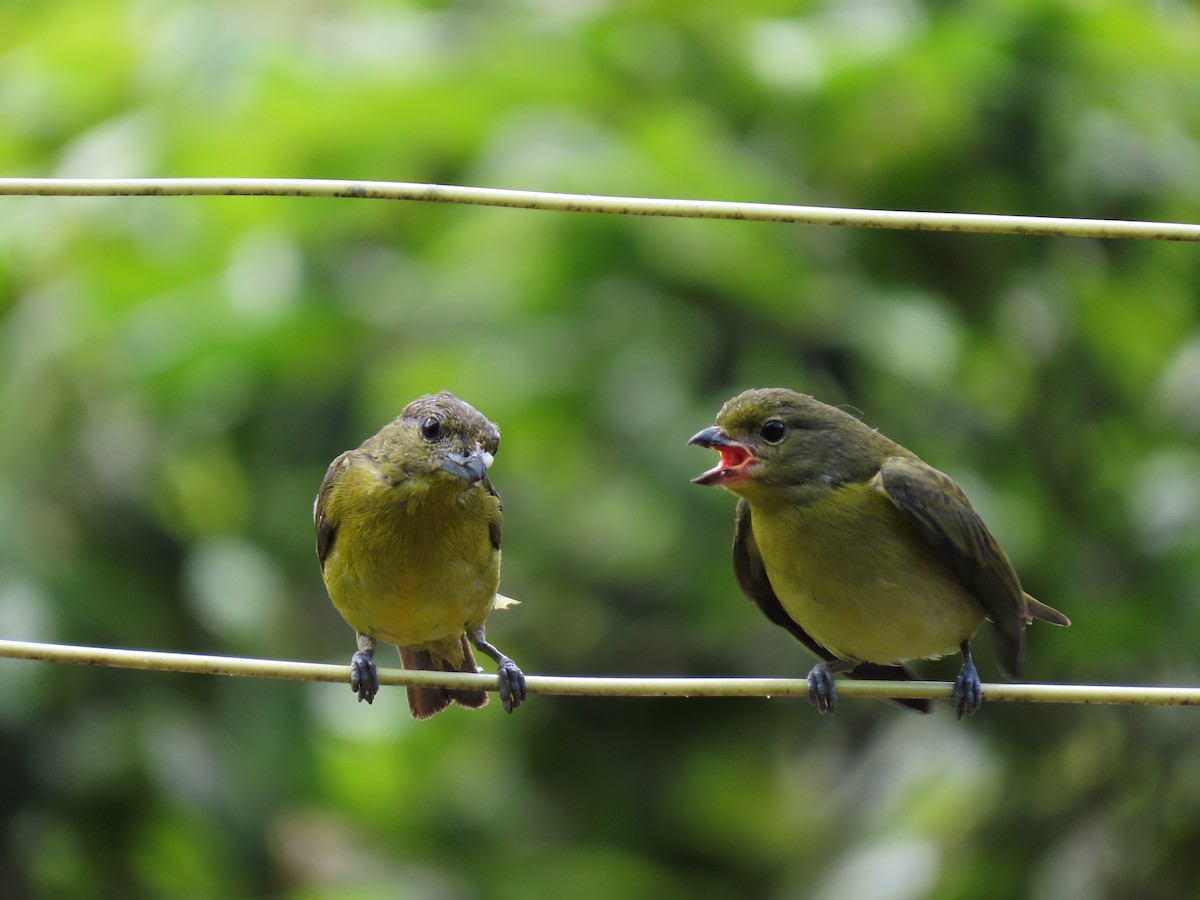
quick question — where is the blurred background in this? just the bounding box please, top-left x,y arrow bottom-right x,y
2,1 -> 1200,897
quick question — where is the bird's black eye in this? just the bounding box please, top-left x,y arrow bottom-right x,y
760,419 -> 787,444
420,416 -> 442,441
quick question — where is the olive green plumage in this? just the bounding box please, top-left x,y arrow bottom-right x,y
315,392 -> 526,719
691,388 -> 1069,717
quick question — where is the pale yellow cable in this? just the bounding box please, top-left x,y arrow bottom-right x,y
2,639 -> 1198,706
0,177 -> 1197,241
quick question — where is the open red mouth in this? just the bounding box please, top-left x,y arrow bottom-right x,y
693,442 -> 755,486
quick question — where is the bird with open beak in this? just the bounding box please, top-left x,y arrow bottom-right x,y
690,388 -> 1069,717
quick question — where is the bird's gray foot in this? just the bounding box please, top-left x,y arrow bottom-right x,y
495,657 -> 527,714
807,663 -> 839,715
350,633 -> 379,704
951,641 -> 982,719
471,627 -> 527,714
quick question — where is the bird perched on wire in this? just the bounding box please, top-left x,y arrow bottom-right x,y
314,392 -> 526,718
689,388 -> 1069,718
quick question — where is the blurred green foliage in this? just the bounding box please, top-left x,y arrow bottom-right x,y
2,1 -> 1200,897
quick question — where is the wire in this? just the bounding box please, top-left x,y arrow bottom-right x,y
1,639 -> 1197,706
0,177 -> 1198,241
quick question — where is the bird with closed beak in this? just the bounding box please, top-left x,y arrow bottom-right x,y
690,388 -> 1069,718
315,392 -> 526,718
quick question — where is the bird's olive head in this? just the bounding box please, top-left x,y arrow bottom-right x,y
689,388 -> 885,502
375,391 -> 500,486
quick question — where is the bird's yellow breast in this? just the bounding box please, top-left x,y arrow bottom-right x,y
320,462 -> 500,653
749,483 -> 985,664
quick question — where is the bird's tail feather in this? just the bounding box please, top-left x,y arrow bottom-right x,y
1025,594 -> 1071,627
399,636 -> 489,719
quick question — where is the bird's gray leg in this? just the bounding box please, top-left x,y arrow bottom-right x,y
951,641 -> 982,718
350,632 -> 379,704
807,658 -> 858,715
469,626 -> 527,714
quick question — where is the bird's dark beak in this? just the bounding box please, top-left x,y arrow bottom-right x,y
442,448 -> 491,483
688,427 -> 755,486
688,426 -> 729,450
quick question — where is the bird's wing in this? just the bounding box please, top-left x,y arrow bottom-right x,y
483,476 -> 502,551
314,451 -> 351,570
733,499 -> 930,712
876,455 -> 1026,677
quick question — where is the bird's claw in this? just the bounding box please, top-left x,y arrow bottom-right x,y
350,649 -> 379,704
807,663 -> 838,715
951,662 -> 982,719
497,657 -> 527,714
